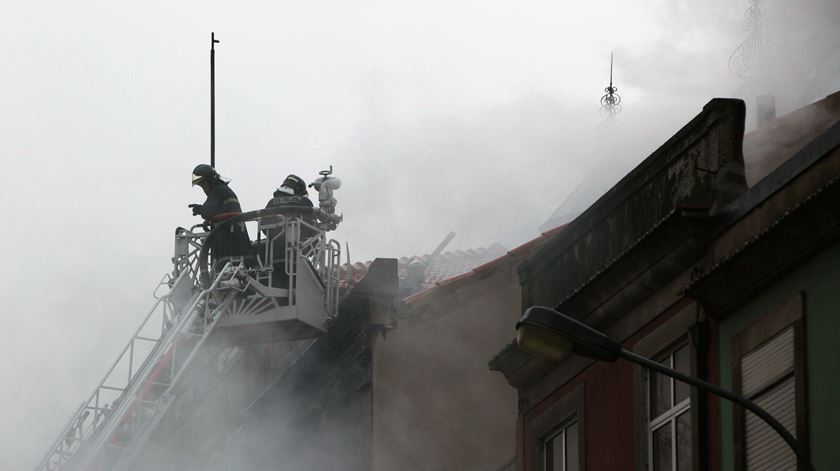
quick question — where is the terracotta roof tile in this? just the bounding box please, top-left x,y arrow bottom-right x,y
338,243 -> 507,291
402,225 -> 568,303
340,226 -> 568,295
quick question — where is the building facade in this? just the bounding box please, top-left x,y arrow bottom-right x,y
687,93 -> 840,470
491,92 -> 840,471
371,228 -> 561,471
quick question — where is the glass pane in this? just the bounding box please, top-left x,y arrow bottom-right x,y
544,435 -> 554,471
545,431 -> 564,471
566,422 -> 579,471
674,345 -> 690,404
552,432 -> 564,471
676,410 -> 692,471
652,422 -> 673,471
650,356 -> 671,417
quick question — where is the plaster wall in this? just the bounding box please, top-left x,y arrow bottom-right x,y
371,260 -> 522,471
717,241 -> 840,471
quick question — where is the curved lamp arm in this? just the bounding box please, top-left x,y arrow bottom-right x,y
516,307 -> 815,471
619,349 -> 814,471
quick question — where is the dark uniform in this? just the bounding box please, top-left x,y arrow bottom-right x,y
262,179 -> 316,288
198,179 -> 243,221
195,179 -> 252,267
264,194 -> 315,221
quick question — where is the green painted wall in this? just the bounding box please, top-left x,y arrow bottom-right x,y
718,241 -> 840,470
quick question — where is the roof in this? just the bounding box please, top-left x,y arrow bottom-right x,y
339,243 -> 507,291
684,116 -> 840,316
519,98 -> 747,309
338,226 -> 567,301
743,91 -> 840,186
403,224 -> 567,304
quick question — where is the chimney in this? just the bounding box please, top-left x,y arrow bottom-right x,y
756,94 -> 776,127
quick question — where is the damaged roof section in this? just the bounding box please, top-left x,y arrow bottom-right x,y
403,225 -> 566,306
339,243 -> 507,294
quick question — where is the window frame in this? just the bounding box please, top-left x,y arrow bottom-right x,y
730,292 -> 810,471
542,419 -> 579,471
632,303 -> 701,471
529,384 -> 586,471
646,340 -> 693,471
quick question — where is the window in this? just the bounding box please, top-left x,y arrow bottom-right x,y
529,384 -> 585,471
648,343 -> 692,471
731,294 -> 808,471
632,304 -> 699,470
543,420 -> 580,471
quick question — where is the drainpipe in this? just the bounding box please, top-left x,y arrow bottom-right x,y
690,311 -> 710,471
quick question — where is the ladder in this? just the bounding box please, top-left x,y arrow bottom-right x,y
35,261 -> 243,471
36,210 -> 342,471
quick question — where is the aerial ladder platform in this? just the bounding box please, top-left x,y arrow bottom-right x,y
35,170 -> 343,471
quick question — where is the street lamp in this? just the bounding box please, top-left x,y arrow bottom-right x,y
516,306 -> 815,471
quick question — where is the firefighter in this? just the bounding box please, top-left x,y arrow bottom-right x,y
263,174 -> 316,288
189,164 -> 252,267
266,174 -> 314,213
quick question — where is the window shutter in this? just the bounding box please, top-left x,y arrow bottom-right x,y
740,328 -> 797,470
741,328 -> 794,396
745,376 -> 797,470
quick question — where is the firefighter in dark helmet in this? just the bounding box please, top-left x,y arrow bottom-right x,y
263,174 -> 315,287
266,174 -> 314,214
189,164 -> 252,266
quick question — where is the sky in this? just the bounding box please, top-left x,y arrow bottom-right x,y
1,0 -> 837,468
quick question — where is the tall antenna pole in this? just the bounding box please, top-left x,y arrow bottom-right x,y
210,32 -> 220,168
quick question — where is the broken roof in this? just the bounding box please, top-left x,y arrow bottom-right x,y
403,224 -> 567,304
339,243 -> 507,291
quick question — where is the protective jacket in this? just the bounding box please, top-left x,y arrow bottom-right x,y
198,180 -> 251,265
262,194 -> 316,288
199,181 -> 243,222
265,194 -> 313,214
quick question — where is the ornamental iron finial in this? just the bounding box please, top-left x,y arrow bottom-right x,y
600,52 -> 622,114
729,0 -> 774,83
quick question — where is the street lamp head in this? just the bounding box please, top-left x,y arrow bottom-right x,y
515,306 -> 621,363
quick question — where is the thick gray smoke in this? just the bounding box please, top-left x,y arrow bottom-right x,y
1,0 -> 837,469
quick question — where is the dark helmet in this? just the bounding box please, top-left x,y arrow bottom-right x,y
191,164 -> 219,186
276,174 -> 307,196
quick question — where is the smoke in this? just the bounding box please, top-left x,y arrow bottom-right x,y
331,95 -> 598,258
1,0 -> 837,469
764,0 -> 840,108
